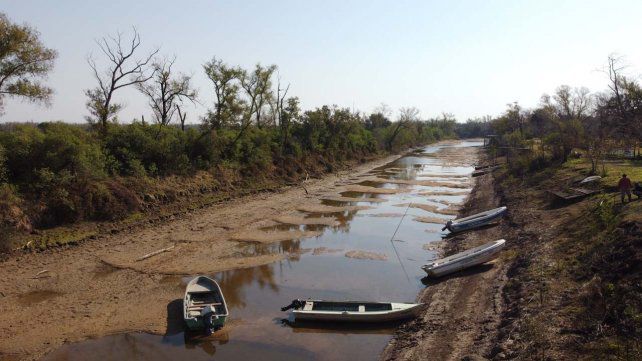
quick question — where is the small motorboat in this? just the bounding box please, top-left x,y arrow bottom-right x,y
422,239 -> 506,277
442,206 -> 507,233
184,276 -> 228,334
281,299 -> 422,323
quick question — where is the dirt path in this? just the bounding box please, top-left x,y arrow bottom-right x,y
0,150 -> 416,361
381,166 -> 514,360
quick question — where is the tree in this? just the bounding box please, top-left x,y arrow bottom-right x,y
85,28 -> 158,131
176,105 -> 187,131
202,57 -> 244,130
240,63 -> 277,129
387,107 -> 418,151
137,57 -> 196,128
0,13 -> 57,113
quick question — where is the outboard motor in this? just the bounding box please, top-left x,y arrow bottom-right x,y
281,299 -> 305,312
441,220 -> 453,232
201,305 -> 218,335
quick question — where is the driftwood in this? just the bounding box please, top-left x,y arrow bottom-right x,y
136,245 -> 175,261
32,270 -> 49,278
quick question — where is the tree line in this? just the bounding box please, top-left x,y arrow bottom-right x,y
0,15 -> 456,234
457,55 -> 642,175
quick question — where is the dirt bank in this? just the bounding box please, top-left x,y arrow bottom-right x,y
0,147 -> 417,361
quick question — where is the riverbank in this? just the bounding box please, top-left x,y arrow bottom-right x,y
381,156 -> 512,360
1,140 -> 474,361
382,155 -> 641,360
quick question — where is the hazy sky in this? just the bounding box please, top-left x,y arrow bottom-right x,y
3,0 -> 642,123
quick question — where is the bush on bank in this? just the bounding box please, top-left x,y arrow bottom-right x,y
0,111 -> 456,232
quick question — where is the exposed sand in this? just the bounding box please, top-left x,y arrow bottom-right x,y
368,177 -> 472,188
416,190 -> 470,196
312,247 -> 344,256
320,196 -> 386,203
231,229 -> 323,243
343,185 -> 404,194
273,215 -> 338,226
296,204 -> 373,213
344,250 -> 388,261
0,150 -> 405,360
413,216 -> 449,224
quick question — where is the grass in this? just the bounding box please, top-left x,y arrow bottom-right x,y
497,154 -> 641,360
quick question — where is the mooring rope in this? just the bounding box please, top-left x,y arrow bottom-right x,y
388,201 -> 412,283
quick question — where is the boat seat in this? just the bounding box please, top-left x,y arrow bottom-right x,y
358,305 -> 365,313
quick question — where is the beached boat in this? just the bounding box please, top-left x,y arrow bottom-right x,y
442,206 -> 507,233
184,276 -> 228,334
281,299 -> 422,323
422,239 -> 506,277
579,175 -> 601,184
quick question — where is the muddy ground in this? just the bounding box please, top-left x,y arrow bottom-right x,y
0,149 -> 418,360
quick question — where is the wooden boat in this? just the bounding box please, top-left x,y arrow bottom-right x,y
422,239 -> 506,277
184,276 -> 228,333
442,206 -> 507,233
281,299 -> 422,323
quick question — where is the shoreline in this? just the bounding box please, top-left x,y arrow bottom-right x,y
381,152 -> 512,360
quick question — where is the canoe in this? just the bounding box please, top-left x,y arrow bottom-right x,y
183,276 -> 229,333
443,206 -> 507,233
281,299 -> 422,323
422,239 -> 506,277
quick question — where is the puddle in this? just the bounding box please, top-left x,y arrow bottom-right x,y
44,140 -> 482,361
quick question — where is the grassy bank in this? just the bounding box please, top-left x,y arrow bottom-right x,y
494,156 -> 641,359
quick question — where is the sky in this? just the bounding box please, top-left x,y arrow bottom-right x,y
2,0 -> 642,124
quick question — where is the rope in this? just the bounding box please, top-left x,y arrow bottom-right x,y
388,201 -> 412,283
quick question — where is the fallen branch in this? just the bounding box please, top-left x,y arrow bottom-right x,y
135,245 -> 175,261
33,269 -> 49,278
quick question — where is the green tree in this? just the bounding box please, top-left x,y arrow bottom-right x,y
0,13 -> 57,113
202,57 -> 244,129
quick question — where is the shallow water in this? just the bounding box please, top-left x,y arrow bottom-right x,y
44,140 -> 482,361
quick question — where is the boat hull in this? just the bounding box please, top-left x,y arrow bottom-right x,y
423,239 -> 506,277
293,303 -> 421,323
446,207 -> 507,233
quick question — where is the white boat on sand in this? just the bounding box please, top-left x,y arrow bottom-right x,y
422,239 -> 506,277
281,299 -> 422,323
443,206 -> 507,233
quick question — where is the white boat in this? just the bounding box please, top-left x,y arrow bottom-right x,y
443,206 -> 507,233
184,276 -> 229,334
579,175 -> 601,184
281,299 -> 422,323
422,239 -> 506,277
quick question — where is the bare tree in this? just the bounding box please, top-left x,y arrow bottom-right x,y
176,104 -> 187,131
275,77 -> 290,150
85,28 -> 159,131
137,56 -> 196,128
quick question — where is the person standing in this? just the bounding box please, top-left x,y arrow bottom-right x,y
618,174 -> 633,203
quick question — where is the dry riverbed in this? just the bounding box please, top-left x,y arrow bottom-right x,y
0,140 -> 492,361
